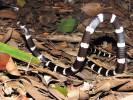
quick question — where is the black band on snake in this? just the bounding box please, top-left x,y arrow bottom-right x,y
17,13 -> 125,76
88,47 -> 114,58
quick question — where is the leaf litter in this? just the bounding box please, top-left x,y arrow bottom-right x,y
0,0 -> 132,99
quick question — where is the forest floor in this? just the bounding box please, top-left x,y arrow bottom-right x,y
0,0 -> 133,100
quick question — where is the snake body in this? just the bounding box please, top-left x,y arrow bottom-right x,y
17,13 -> 125,76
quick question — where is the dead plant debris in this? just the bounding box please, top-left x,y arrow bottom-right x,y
0,0 -> 132,99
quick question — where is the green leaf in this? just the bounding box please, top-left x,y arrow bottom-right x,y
0,42 -> 40,63
56,19 -> 78,32
17,0 -> 26,7
51,84 -> 68,97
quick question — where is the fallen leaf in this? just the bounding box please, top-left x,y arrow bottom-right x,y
67,83 -> 90,100
17,0 -> 26,7
12,29 -> 24,41
21,79 -> 50,100
117,79 -> 133,91
129,49 -> 133,56
81,3 -> 125,17
0,10 -> 16,19
103,94 -> 118,100
67,88 -> 80,99
0,52 -> 21,76
56,19 -> 78,32
102,41 -> 113,52
6,56 -> 21,76
0,52 -> 10,70
81,3 -> 104,16
109,0 -> 115,8
125,34 -> 133,47
54,2 -> 65,7
1,28 -> 13,43
51,84 -> 68,97
119,95 -> 133,100
104,8 -> 125,17
42,33 -> 49,38
48,88 -> 66,99
18,95 -> 30,100
90,79 -> 129,94
59,41 -> 68,47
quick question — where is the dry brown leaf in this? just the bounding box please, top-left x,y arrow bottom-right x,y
79,89 -> 90,100
0,10 -> 16,19
59,41 -> 68,47
21,79 -> 51,100
7,39 -> 19,49
129,49 -> 133,56
67,88 -> 80,99
125,34 -> 133,47
104,8 -> 125,17
48,34 -> 82,42
81,3 -> 125,17
12,29 -> 24,41
6,56 -> 21,76
102,41 -> 113,52
116,79 -> 133,91
119,95 -> 133,100
18,95 -> 30,100
81,3 -> 104,16
1,28 -> 13,43
28,68 -> 67,82
0,52 -> 10,70
0,52 -> 20,76
90,79 -> 129,94
33,39 -> 47,50
0,85 -> 3,96
42,32 -> 49,38
23,76 -> 48,91
103,94 -> 118,100
3,81 -> 26,97
67,83 -> 90,100
109,0 -> 115,8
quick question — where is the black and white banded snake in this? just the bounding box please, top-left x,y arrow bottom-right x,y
16,13 -> 125,76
